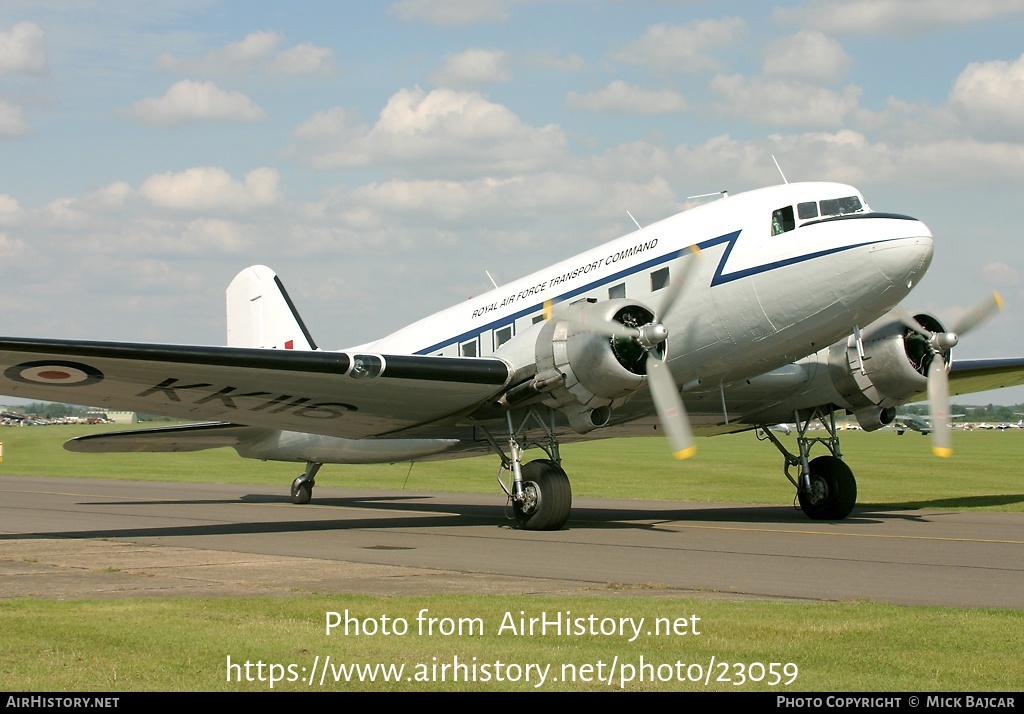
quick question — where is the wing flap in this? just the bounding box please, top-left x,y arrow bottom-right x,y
0,337 -> 511,439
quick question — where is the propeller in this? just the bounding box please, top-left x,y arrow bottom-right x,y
549,245 -> 703,460
893,292 -> 1004,457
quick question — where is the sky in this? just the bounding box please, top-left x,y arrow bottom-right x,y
1,0 -> 1024,404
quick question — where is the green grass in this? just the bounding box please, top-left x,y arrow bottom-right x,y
2,596 -> 1022,691
2,424 -> 1023,692
2,423 -> 1022,511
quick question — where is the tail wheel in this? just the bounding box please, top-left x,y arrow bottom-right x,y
290,477 -> 313,505
513,459 -> 572,531
798,455 -> 857,520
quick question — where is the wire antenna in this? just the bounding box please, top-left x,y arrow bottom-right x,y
686,190 -> 729,201
772,155 -> 788,184
626,211 -> 642,230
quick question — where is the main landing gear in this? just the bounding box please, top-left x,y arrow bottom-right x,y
290,461 -> 322,505
758,408 -> 858,520
482,408 -> 572,531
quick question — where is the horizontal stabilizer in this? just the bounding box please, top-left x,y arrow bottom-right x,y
65,422 -> 271,453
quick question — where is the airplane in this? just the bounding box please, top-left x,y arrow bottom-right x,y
891,412 -> 964,436
2,180 -> 1024,530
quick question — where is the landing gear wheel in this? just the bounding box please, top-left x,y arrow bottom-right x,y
290,477 -> 313,505
513,459 -> 572,531
797,455 -> 857,520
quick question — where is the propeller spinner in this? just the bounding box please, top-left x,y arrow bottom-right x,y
893,292 -> 1004,457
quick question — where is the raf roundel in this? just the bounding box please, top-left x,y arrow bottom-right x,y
4,360 -> 104,387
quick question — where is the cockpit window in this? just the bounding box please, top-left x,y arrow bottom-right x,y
820,196 -> 863,216
797,201 -> 818,220
771,206 -> 795,235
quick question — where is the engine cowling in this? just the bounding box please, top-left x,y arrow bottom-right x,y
532,299 -> 663,433
828,312 -> 950,429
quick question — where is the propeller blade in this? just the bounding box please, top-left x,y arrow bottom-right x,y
646,353 -> 696,460
656,244 -> 703,322
927,352 -> 952,458
576,310 -> 641,340
544,299 -> 642,339
891,306 -> 933,338
950,291 -> 1003,337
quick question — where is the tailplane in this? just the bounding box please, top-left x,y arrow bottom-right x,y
226,265 -> 318,350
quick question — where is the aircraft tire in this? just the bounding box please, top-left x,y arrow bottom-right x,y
291,477 -> 313,505
513,459 -> 572,531
797,455 -> 857,520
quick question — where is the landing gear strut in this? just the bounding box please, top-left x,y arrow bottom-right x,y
290,461 -> 321,505
482,408 -> 572,531
759,407 -> 857,520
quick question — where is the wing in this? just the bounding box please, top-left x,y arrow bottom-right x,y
948,357 -> 1024,396
0,337 -> 511,439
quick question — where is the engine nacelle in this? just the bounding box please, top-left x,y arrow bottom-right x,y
533,299 -> 660,433
828,312 -> 949,428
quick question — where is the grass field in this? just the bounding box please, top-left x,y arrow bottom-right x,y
1,422 -> 1022,511
1,424 -> 1022,692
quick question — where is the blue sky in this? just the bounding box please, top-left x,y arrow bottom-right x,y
2,0 -> 1024,404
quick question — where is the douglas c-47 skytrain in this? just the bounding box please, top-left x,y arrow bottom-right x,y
2,181 -> 1022,530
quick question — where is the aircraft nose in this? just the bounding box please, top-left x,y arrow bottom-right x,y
869,219 -> 933,288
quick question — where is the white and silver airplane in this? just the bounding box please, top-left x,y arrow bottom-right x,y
2,181 -> 1023,530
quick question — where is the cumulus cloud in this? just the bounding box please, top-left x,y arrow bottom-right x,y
763,31 -> 852,82
950,54 -> 1024,141
611,18 -> 748,74
139,167 -> 281,213
291,87 -> 566,174
566,81 -> 687,114
711,75 -> 863,129
775,0 -> 1024,35
0,101 -> 31,138
158,31 -> 335,76
269,43 -> 335,75
0,21 -> 46,76
389,0 -> 510,26
0,193 -> 20,223
124,80 -> 266,127
429,48 -> 510,87
0,231 -> 27,259
981,261 -> 1020,286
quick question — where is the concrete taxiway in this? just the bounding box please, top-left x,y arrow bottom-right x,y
1,475 -> 1022,607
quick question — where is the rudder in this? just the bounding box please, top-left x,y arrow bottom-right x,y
226,265 -> 318,350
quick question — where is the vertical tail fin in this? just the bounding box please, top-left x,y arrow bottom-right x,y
226,265 -> 318,350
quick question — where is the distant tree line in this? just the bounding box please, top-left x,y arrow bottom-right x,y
901,403 -> 1024,422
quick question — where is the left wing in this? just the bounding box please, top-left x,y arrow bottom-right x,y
0,337 -> 511,439
948,357 -> 1024,396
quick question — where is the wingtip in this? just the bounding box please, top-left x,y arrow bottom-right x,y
994,291 -> 1004,311
932,446 -> 953,458
674,445 -> 697,461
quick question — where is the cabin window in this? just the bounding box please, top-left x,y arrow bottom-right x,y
651,267 -> 669,291
494,325 -> 513,348
771,206 -> 795,235
820,196 -> 863,216
797,201 -> 818,220
460,339 -> 478,357
608,283 -> 626,299
532,314 -> 545,324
